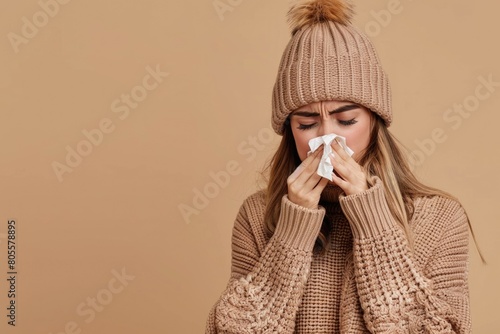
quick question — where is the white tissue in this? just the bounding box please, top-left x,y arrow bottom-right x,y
307,134 -> 354,181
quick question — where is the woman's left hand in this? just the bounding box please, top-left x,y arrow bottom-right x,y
330,138 -> 369,196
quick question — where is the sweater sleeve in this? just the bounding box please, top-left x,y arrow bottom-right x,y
338,176 -> 471,333
205,193 -> 325,334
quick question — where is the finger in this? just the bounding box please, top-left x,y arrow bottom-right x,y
301,168 -> 324,192
331,155 -> 355,186
332,157 -> 369,194
319,175 -> 330,188
331,138 -> 351,160
332,151 -> 362,173
330,152 -> 348,174
288,146 -> 323,183
332,166 -> 346,181
331,170 -> 347,189
311,176 -> 329,197
294,146 -> 324,183
288,164 -> 304,183
331,139 -> 359,169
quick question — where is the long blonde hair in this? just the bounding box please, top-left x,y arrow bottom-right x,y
262,113 -> 484,260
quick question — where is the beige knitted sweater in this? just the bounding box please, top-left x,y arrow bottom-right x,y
205,175 -> 471,333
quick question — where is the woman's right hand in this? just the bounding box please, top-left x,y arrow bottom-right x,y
287,145 -> 329,209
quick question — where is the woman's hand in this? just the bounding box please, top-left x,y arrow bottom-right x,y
287,146 -> 329,209
330,138 -> 369,196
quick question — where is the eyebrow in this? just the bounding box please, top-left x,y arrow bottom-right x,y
291,104 -> 360,117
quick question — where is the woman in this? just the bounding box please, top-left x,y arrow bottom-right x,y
206,0 -> 473,332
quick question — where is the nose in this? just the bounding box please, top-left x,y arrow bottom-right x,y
319,117 -> 336,136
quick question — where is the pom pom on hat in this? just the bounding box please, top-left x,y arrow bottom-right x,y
287,0 -> 354,35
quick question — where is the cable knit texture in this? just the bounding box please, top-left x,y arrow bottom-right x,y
205,176 -> 471,333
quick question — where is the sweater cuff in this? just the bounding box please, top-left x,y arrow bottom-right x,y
339,175 -> 397,239
273,195 -> 325,251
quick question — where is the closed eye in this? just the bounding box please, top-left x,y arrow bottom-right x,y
297,119 -> 357,130
339,118 -> 357,126
297,123 -> 317,130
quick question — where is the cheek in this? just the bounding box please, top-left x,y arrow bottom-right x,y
291,129 -> 313,161
345,125 -> 371,159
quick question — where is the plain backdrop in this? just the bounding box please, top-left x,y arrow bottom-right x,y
0,0 -> 499,333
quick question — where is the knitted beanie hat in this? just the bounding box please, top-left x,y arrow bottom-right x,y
271,0 -> 392,135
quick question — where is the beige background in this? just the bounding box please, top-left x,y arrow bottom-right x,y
0,0 -> 498,333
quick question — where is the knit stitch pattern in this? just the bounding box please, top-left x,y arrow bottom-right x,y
205,176 -> 471,333
271,22 -> 392,135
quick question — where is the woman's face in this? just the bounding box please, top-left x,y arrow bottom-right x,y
290,100 -> 373,163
